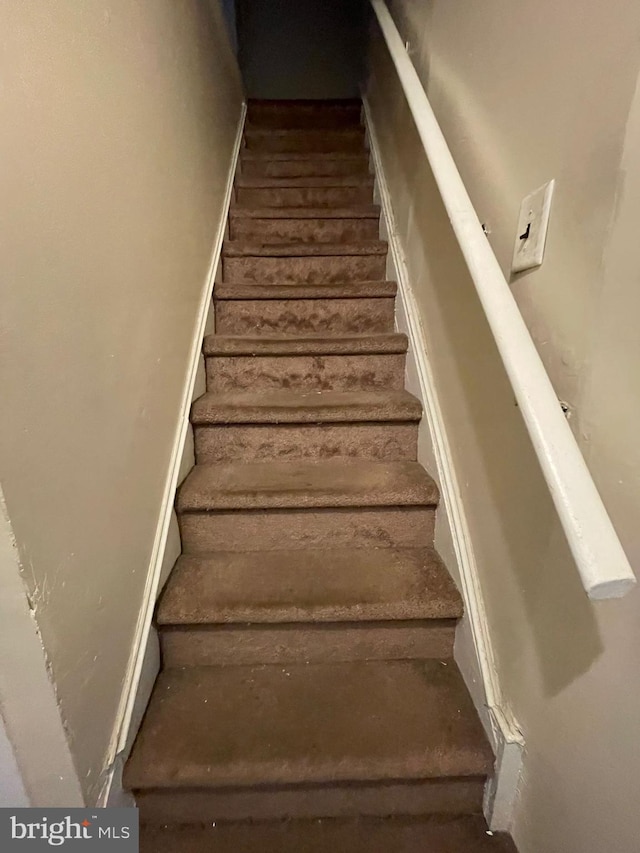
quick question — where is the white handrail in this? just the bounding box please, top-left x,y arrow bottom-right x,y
369,0 -> 636,599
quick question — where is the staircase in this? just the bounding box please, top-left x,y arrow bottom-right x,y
125,99 -> 515,852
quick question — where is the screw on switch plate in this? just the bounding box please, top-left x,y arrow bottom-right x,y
512,180 -> 555,273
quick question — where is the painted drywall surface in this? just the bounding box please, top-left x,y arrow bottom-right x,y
0,717 -> 28,808
237,0 -> 365,98
388,0 -> 640,408
0,0 -> 243,803
368,4 -> 640,851
512,72 -> 640,853
0,488 -> 84,806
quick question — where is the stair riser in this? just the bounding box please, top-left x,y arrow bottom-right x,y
205,354 -> 406,393
247,106 -> 362,129
246,117 -> 362,131
160,622 -> 455,667
179,506 -> 435,553
241,159 -> 370,179
235,186 -> 373,208
245,131 -> 366,154
223,255 -> 387,285
229,217 -> 379,243
194,423 -> 418,464
215,298 -> 395,335
141,819 -> 514,853
134,778 -> 485,823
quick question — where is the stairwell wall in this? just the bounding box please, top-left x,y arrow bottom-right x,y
367,2 -> 640,851
0,0 -> 243,803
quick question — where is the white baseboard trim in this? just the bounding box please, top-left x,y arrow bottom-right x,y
98,102 -> 247,807
362,96 -> 524,832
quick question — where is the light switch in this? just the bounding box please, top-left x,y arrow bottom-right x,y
512,180 -> 555,273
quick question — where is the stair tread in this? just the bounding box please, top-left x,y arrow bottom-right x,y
247,128 -> 365,139
229,206 -> 379,220
246,100 -> 363,129
191,389 -> 421,424
243,124 -> 367,155
223,241 -> 387,258
158,546 -> 461,626
242,151 -> 368,162
124,660 -> 493,789
140,816 -> 516,853
176,459 -> 439,513
203,333 -> 407,357
248,98 -> 362,109
236,176 -> 373,189
215,281 -> 396,299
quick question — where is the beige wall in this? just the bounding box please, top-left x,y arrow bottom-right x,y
0,0 -> 243,803
368,2 -> 640,851
0,716 -> 28,807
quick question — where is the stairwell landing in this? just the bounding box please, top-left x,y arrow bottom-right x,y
124,100 -> 516,852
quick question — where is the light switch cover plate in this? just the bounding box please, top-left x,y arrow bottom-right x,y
512,179 -> 555,273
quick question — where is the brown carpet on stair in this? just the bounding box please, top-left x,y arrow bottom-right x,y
191,389 -> 420,423
125,97 -> 515,851
158,547 -> 462,625
124,661 -> 493,790
214,280 -> 397,298
240,152 -> 372,178
141,816 -> 516,853
215,296 -> 395,335
244,128 -> 366,154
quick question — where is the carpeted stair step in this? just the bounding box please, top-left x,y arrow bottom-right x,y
214,293 -> 393,335
240,151 -> 370,179
247,99 -> 362,129
203,333 -> 407,393
140,816 -> 516,853
157,546 -> 462,665
223,241 -> 388,284
177,458 -> 437,553
229,205 -> 380,243
177,458 -> 437,512
191,389 -> 420,462
215,279 -> 394,335
124,660 -> 494,822
234,176 -> 374,208
244,127 -> 366,154
215,280 -> 396,297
